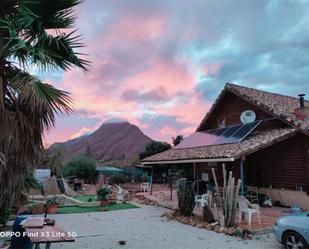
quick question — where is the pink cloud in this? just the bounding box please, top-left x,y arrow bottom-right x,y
160,125 -> 177,136
43,11 -> 213,145
108,16 -> 165,42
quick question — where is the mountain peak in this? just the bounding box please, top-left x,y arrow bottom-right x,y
49,122 -> 152,166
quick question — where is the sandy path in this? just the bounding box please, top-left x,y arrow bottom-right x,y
51,204 -> 282,249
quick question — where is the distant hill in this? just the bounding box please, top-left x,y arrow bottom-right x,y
49,122 -> 152,166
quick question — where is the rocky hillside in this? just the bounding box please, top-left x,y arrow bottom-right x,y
49,122 -> 152,166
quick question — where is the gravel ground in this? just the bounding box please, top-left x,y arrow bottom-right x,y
51,204 -> 283,249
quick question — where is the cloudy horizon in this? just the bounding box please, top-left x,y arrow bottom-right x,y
42,0 -> 309,146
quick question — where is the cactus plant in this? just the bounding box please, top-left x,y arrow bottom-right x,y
212,164 -> 241,228
177,180 -> 195,216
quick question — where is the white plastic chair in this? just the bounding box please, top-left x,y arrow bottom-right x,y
195,193 -> 209,208
237,196 -> 261,226
116,185 -> 124,195
141,182 -> 150,193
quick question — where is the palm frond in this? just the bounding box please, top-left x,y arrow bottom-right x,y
25,175 -> 42,191
31,31 -> 90,71
19,0 -> 81,30
7,69 -> 73,129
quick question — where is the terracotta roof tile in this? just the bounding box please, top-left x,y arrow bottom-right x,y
142,128 -> 295,162
198,83 -> 309,133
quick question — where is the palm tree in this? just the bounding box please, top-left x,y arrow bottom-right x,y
0,0 -> 89,216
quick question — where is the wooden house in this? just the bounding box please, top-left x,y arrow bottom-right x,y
142,83 -> 309,209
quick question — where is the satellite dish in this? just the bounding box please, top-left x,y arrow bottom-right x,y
240,110 -> 256,124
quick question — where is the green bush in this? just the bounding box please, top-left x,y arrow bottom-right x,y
177,180 -> 195,216
62,155 -> 97,183
110,173 -> 129,184
97,186 -> 111,200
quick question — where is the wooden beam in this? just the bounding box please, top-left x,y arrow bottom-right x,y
240,159 -> 244,196
305,139 -> 309,195
142,157 -> 235,165
150,166 -> 154,195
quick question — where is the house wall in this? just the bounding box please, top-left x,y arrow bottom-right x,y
306,138 -> 309,193
234,134 -> 309,193
199,91 -> 284,130
195,162 -> 232,185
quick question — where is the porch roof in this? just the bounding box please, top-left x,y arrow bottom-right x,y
142,128 -> 295,165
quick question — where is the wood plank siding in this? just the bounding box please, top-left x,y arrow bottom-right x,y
226,134 -> 309,193
200,91 -> 274,130
306,138 -> 309,193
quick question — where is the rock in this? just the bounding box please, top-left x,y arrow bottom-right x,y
196,223 -> 204,228
235,228 -> 244,238
213,225 -> 220,233
201,224 -> 209,229
219,227 -> 225,233
226,227 -> 236,236
207,224 -> 215,230
118,240 -> 126,245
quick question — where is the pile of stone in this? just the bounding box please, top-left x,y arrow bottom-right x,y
133,195 -> 159,206
166,211 -> 252,239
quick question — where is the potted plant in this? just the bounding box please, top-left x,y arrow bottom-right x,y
97,186 -> 111,206
46,197 -> 59,214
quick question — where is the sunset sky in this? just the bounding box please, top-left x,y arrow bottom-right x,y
42,0 -> 309,146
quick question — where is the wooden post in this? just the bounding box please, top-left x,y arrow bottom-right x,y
193,163 -> 196,179
305,145 -> 309,195
170,173 -> 173,200
222,163 -> 226,200
240,158 -> 244,196
150,165 -> 154,195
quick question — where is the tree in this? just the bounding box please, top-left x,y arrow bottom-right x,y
0,0 -> 89,215
139,141 -> 172,160
130,154 -> 141,166
62,155 -> 97,183
39,147 -> 66,177
172,135 -> 184,147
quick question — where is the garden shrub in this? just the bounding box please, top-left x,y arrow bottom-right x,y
177,180 -> 195,216
110,173 -> 129,184
62,155 -> 97,183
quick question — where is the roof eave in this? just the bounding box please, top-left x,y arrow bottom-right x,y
141,157 -> 235,165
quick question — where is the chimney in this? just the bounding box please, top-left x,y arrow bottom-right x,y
298,94 -> 305,108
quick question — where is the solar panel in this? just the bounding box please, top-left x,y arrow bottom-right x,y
221,124 -> 242,137
228,121 -> 261,142
175,120 -> 262,149
214,127 -> 230,136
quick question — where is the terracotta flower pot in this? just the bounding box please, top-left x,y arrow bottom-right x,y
100,200 -> 110,206
47,204 -> 59,214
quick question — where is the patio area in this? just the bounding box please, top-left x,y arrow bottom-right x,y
137,184 -> 289,232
